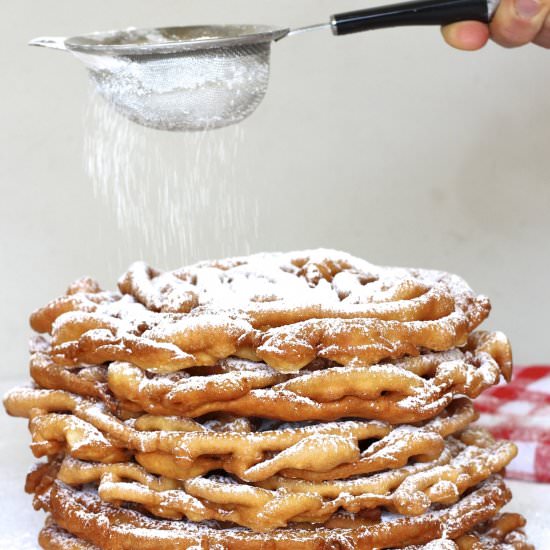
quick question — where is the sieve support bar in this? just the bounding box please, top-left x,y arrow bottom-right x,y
331,0 -> 496,35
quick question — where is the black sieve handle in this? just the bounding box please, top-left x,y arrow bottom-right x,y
331,0 -> 497,35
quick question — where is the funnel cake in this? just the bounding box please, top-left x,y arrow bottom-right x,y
31,250 -> 491,372
37,516 -> 533,550
3,250 -> 534,548
29,330 -> 510,422
38,515 -> 533,550
46,429 -> 514,530
28,472 -> 521,550
5,387 -> 486,483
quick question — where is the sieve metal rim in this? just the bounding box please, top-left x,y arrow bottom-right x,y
63,25 -> 290,57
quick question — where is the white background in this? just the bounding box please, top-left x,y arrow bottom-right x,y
1,0 -> 549,378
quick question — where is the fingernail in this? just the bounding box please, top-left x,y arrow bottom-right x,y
515,0 -> 540,19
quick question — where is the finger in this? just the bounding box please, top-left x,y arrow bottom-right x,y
441,21 -> 491,50
490,0 -> 550,47
533,13 -> 550,46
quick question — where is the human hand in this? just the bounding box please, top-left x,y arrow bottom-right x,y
441,0 -> 550,49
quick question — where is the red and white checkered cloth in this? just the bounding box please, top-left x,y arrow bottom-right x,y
475,365 -> 550,483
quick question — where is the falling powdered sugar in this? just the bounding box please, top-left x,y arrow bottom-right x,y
83,90 -> 259,268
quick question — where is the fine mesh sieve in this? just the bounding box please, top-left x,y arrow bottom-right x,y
31,26 -> 286,131
30,0 -> 499,131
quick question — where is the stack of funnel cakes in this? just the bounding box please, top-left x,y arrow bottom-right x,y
4,250 -> 533,549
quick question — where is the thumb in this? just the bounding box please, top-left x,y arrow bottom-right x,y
441,21 -> 491,50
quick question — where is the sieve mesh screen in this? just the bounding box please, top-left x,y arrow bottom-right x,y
77,43 -> 271,131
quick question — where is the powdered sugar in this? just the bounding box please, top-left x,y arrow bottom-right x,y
84,92 -> 258,267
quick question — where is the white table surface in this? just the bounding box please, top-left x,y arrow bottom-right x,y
2,379 -> 549,549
